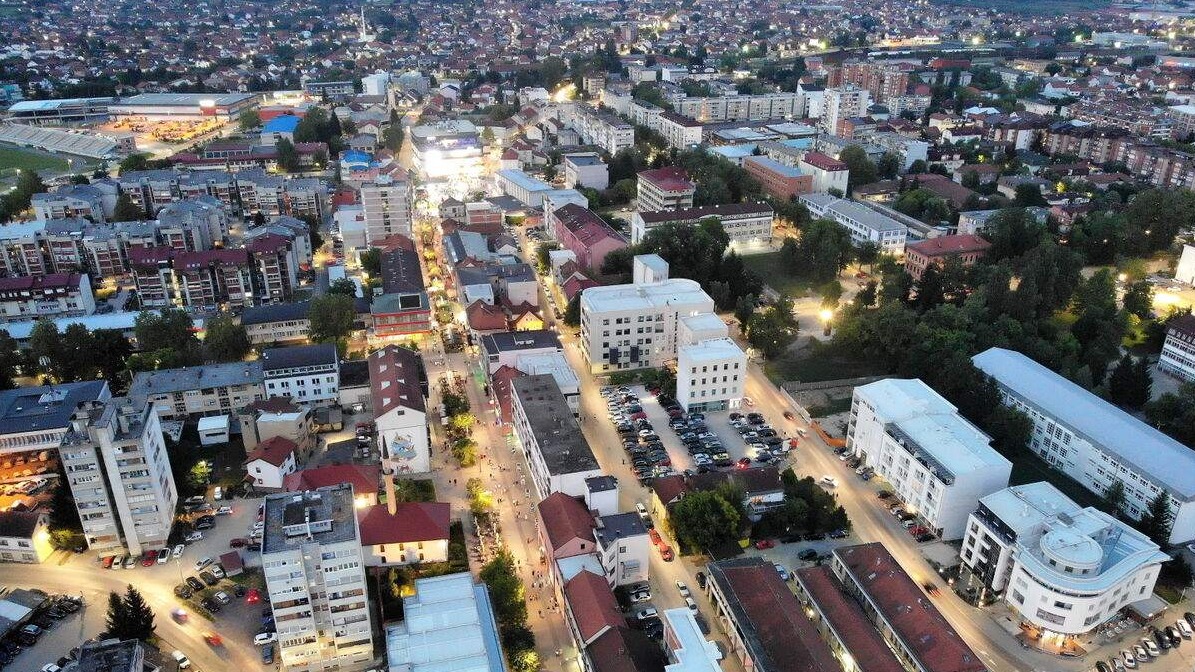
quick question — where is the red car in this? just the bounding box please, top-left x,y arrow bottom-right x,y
783,411 -> 796,421
649,529 -> 663,545
100,555 -> 116,569
245,588 -> 261,603
754,539 -> 775,550
909,526 -> 928,537
141,550 -> 158,566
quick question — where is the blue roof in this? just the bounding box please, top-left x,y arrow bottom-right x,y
341,150 -> 371,165
710,144 -> 758,159
746,154 -> 803,178
263,115 -> 301,133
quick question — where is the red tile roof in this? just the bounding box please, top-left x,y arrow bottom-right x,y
466,300 -> 507,331
564,570 -> 625,644
283,464 -> 379,496
637,166 -> 694,192
834,543 -> 984,672
369,345 -> 426,416
652,475 -> 688,507
801,152 -> 848,172
244,436 -> 297,467
905,234 -> 991,259
491,364 -> 527,424
587,626 -> 664,672
537,492 -> 595,553
0,272 -> 85,292
356,502 -> 450,545
793,566 -> 905,672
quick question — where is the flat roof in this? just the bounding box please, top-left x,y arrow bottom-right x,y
512,375 -> 598,476
973,347 -> 1195,499
581,278 -> 713,315
661,608 -> 722,672
261,484 -> 358,555
828,200 -> 907,233
497,169 -> 553,194
745,155 -> 804,178
678,338 -> 745,364
385,573 -> 505,672
0,381 -> 109,436
113,92 -> 256,107
130,361 -> 263,398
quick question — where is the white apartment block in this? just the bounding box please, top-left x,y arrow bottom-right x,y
573,107 -> 634,155
511,375 -> 602,500
961,482 -> 1169,636
562,153 -> 609,190
847,379 -> 1011,540
974,347 -> 1195,545
593,512 -> 650,587
262,485 -> 375,672
630,203 -> 773,245
1158,315 -> 1195,383
677,338 -> 746,413
580,275 -> 715,374
800,194 -> 907,253
869,132 -> 930,170
673,92 -> 802,123
360,175 -> 412,246
60,398 -> 178,556
657,112 -> 703,150
260,344 -> 340,407
821,85 -> 871,135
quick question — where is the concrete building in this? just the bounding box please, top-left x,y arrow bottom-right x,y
636,167 -> 695,212
592,511 -> 650,587
360,175 -> 413,246
262,485 -> 375,672
903,234 -> 991,281
563,153 -> 610,190
550,203 -> 629,271
800,152 -> 851,195
383,572 -> 506,672
260,344 -> 339,407
240,301 -> 313,345
572,107 -> 634,155
1158,314 -> 1195,383
496,169 -> 554,207
32,184 -> 114,223
973,347 -> 1195,545
800,194 -> 907,253
480,330 -> 563,374
847,379 -> 1011,540
821,86 -> 871,136
676,337 -> 747,413
129,361 -> 264,420
244,436 -> 300,490
743,155 -> 813,200
368,345 -> 430,475
107,92 -> 257,122
75,639 -> 152,672
660,608 -> 722,672
59,398 -> 177,555
511,375 -> 601,500
0,512 -> 53,563
961,482 -> 1168,637
409,120 -> 483,180
832,543 -> 985,672
630,203 -> 774,246
356,501 -> 450,567
0,380 -> 110,456
657,111 -> 704,149
0,273 -> 95,322
579,274 -> 715,374
238,397 -> 316,458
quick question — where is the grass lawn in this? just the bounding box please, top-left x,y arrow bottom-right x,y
743,251 -> 816,298
807,397 -> 853,418
764,346 -> 885,385
1005,445 -> 1103,510
0,145 -> 70,173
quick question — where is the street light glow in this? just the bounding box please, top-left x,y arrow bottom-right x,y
819,309 -> 833,322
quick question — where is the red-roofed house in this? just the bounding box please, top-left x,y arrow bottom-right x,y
537,492 -> 596,562
800,152 -> 850,194
792,566 -> 905,672
244,436 -> 299,489
636,167 -> 695,212
369,345 -> 430,474
283,464 -> 380,506
561,272 -> 600,301
466,299 -> 507,333
563,570 -> 626,647
903,234 -> 991,280
551,204 -> 629,270
491,365 -> 527,428
357,502 -> 451,566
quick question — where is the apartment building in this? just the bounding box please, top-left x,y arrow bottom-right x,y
579,274 -> 715,374
261,485 -> 375,672
829,61 -> 911,104
869,132 -> 929,171
961,482 -> 1168,637
903,234 -> 991,281
129,247 -> 253,310
511,375 -> 602,500
831,543 -> 985,672
260,344 -> 340,407
0,511 -> 54,564
657,111 -> 703,150
550,203 -> 629,271
636,167 -> 695,213
743,155 -> 813,200
60,398 -> 177,556
368,345 -> 430,475
800,194 -> 907,254
799,152 -> 850,195
973,347 -> 1195,545
592,511 -> 650,587
630,203 -> 774,246
32,183 -> 115,222
563,153 -> 610,190
791,565 -> 906,672
572,107 -> 634,155
373,234 -> 432,338
0,381 -> 111,457
660,608 -> 722,672
821,85 -> 871,137
480,329 -> 563,374
360,175 -> 413,246
0,273 -> 95,322
847,379 -> 1011,540
241,301 -> 313,344
677,337 -> 747,414
129,362 -> 264,420
1158,314 -> 1195,382
247,233 -> 300,304
673,92 -> 802,122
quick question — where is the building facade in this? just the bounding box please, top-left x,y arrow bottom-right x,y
1158,315 -> 1195,383
261,344 -> 340,407
360,175 -> 413,246
630,203 -> 774,246
636,167 -> 695,213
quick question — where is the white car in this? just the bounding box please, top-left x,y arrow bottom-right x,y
1143,639 -> 1160,657
216,506 -> 233,515
1121,650 -> 1137,669
172,544 -> 185,559
675,581 -> 690,598
254,632 -> 278,646
172,650 -> 191,669
41,665 -> 62,672
1179,619 -> 1193,638
629,590 -> 651,603
184,531 -> 203,543
194,557 -> 213,571
635,607 -> 658,620
820,475 -> 837,487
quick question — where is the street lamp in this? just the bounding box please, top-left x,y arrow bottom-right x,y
819,309 -> 833,337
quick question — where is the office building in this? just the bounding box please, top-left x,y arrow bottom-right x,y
129,361 -> 264,420
973,347 -> 1195,545
0,380 -> 110,456
260,344 -> 339,407
800,194 -> 907,253
630,203 -> 774,246
832,543 -> 985,672
511,375 -> 601,500
677,337 -> 747,413
903,234 -> 991,281
821,85 -> 871,136
59,398 -> 178,555
1158,314 -> 1195,382
0,273 -> 95,322
847,379 -> 1011,540
705,557 -> 840,672
961,482 -> 1168,637
383,572 -> 506,672
360,175 -> 413,246
261,484 -> 375,672
579,274 -> 715,374
563,153 -> 610,190
636,167 -> 695,213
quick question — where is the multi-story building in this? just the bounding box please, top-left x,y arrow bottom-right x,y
869,132 -> 930,171
831,543 -> 985,672
847,378 -> 1012,540
31,183 -> 115,222
829,61 -> 911,104
409,120 -> 484,180
562,153 -> 609,190
630,203 -> 774,246
743,155 -> 813,201
636,167 -> 695,213
0,273 -> 95,322
799,152 -> 850,195
496,169 -> 554,207
973,347 -> 1195,545
550,204 -> 629,271
580,269 -> 715,374
372,234 -> 432,338
673,92 -> 802,123
821,85 -> 871,137
677,337 -> 747,414
572,107 -> 634,155
156,196 -> 227,248
960,482 -> 1168,638
511,375 -> 602,500
59,398 -> 177,555
260,344 -> 339,407
360,175 -> 413,246
480,330 -> 563,374
1158,314 -> 1195,382
592,511 -> 650,587
800,194 -> 907,254
657,111 -> 704,150
172,249 -> 253,310
0,381 -> 110,456
382,572 -> 507,672
129,362 -> 264,420
241,302 -> 313,345
791,565 -> 906,672
261,484 -> 375,672
660,608 -> 723,672
903,234 -> 991,281
247,233 -> 299,304
368,345 -> 430,475
0,511 -> 54,563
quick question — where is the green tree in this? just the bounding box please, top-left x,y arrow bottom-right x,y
238,109 -> 261,131
92,328 -> 132,392
29,320 -> 64,381
1102,480 -> 1126,518
104,591 -> 127,638
746,303 -> 798,358
1122,280 -> 1153,319
734,294 -> 757,333
113,192 -> 145,222
1146,383 -> 1195,445
204,314 -> 251,362
669,490 -> 741,553
562,294 -> 581,327
840,145 -> 878,194
782,219 -> 853,282
48,459 -> 81,532
275,137 -> 301,173
1012,183 -> 1047,207
855,241 -> 880,272
359,248 -> 382,276
118,153 -> 150,174
877,152 -> 901,180
1138,492 -> 1174,545
307,294 -> 356,349
134,309 -> 202,366
480,550 -> 527,626
328,278 -> 358,296
60,323 -> 97,381
121,585 -> 156,641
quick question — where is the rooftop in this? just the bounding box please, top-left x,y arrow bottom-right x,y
906,234 -> 992,258
636,202 -> 774,224
593,512 -> 647,549
369,345 -> 427,416
661,608 -> 722,672
260,343 -> 338,374
638,166 -> 695,193
357,502 -> 451,545
112,92 -> 256,107
828,199 -> 907,234
973,347 -> 1195,500
792,567 -> 905,672
129,361 -> 263,399
581,278 -> 713,315
261,484 -> 359,555
384,572 -> 506,672
678,338 -> 745,365
0,381 -> 109,436
282,464 -> 379,497
512,374 -> 598,476
744,154 -> 804,178
481,330 -> 562,355
0,511 -> 43,539
538,492 -> 596,551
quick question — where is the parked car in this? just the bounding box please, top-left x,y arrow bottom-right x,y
172,544 -> 185,558
675,581 -> 690,598
194,557 -> 213,571
122,555 -> 139,569
172,651 -> 191,669
185,577 -> 205,592
797,549 -> 818,561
